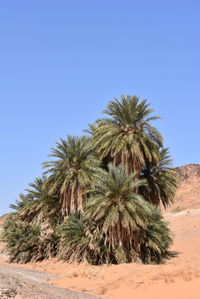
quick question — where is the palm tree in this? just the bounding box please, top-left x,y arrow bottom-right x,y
87,95 -> 163,174
2,214 -> 41,263
43,135 -> 100,216
139,207 -> 172,264
56,214 -> 103,264
3,213 -> 59,263
139,148 -> 178,208
57,214 -> 89,262
84,164 -> 152,263
11,176 -> 61,227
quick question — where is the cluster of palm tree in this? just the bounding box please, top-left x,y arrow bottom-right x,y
2,95 -> 177,264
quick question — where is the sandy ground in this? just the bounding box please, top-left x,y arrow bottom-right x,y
2,208 -> 199,299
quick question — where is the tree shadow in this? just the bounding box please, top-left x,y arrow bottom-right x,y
166,250 -> 181,260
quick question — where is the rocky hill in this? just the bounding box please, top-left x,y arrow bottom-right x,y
174,164 -> 200,180
166,164 -> 200,212
0,214 -> 9,226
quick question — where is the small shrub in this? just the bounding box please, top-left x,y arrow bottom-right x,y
171,206 -> 184,213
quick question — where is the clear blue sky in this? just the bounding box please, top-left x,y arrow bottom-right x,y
0,1 -> 200,215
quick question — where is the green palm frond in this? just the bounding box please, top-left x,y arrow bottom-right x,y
140,148 -> 178,208
140,207 -> 173,264
11,176 -> 61,226
84,164 -> 152,263
56,214 -> 110,264
43,135 -> 101,216
87,95 -> 163,174
2,214 -> 59,263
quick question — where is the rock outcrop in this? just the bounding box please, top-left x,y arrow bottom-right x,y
166,164 -> 200,212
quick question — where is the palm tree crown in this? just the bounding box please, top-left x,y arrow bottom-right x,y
43,135 -> 100,216
85,164 -> 152,262
88,95 -> 163,174
139,148 -> 178,208
11,176 -> 61,227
